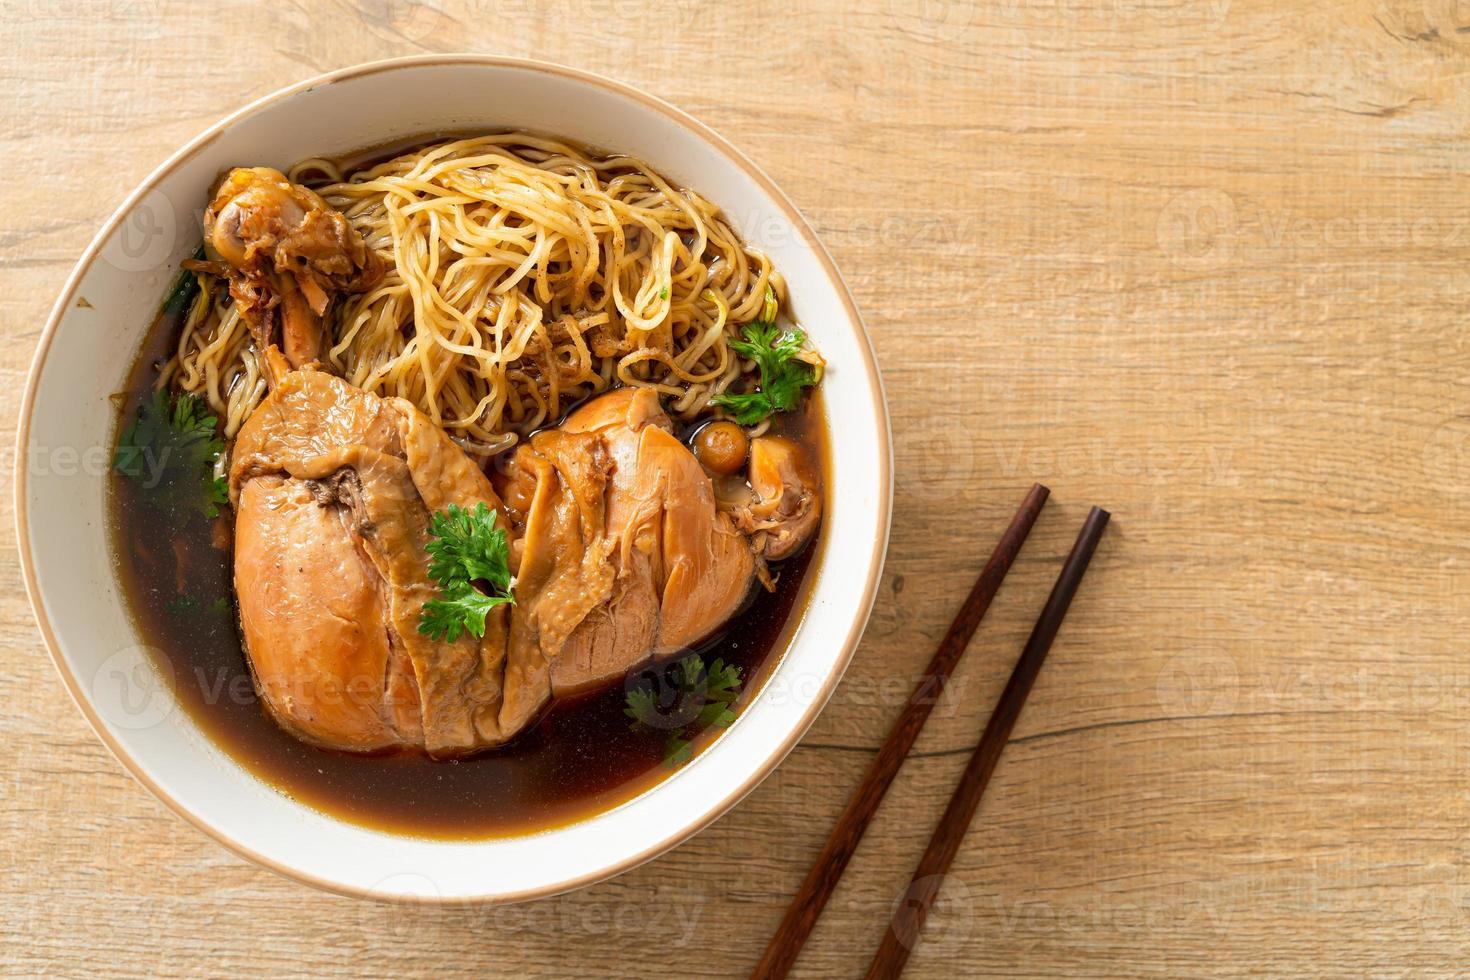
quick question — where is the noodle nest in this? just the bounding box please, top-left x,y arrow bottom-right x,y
163,134 -> 785,453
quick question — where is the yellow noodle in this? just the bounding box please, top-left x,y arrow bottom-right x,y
166,133 -> 787,454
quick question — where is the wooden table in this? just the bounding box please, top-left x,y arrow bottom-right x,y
4,1 -> 1469,975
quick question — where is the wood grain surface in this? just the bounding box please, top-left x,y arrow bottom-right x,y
5,0 -> 1470,976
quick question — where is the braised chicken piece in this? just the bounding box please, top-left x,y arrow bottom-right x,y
730,435 -> 822,561
497,388 -> 758,696
231,369 -> 819,755
231,367 -> 516,755
201,167 -> 381,372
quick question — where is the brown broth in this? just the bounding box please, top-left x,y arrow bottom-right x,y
108,298 -> 827,840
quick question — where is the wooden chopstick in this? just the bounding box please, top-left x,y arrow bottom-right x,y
751,483 -> 1051,980
864,505 -> 1111,979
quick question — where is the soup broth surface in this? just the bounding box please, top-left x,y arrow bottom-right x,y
110,281 -> 826,839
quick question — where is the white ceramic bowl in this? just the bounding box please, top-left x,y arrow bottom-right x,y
17,56 -> 890,902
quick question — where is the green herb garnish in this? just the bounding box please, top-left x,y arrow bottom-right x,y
164,594 -> 198,617
113,389 -> 228,519
624,653 -> 743,768
695,657 -> 741,728
659,286 -> 670,300
163,590 -> 229,620
425,501 -> 511,589
161,247 -> 205,316
417,502 -> 515,642
710,315 -> 817,426
664,737 -> 693,766
419,587 -> 510,643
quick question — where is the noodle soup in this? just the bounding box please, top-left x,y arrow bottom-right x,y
109,132 -> 829,837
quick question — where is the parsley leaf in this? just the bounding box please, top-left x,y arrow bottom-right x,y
664,737 -> 693,766
624,685 -> 662,731
417,502 -> 515,642
623,653 -> 744,768
676,653 -> 704,690
425,503 -> 511,590
165,592 -> 233,621
711,317 -> 817,425
704,657 -> 742,698
419,583 -> 513,642
113,388 -> 228,519
164,594 -> 198,617
694,657 -> 742,729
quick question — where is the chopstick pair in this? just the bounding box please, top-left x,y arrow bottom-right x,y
752,484 -> 1109,980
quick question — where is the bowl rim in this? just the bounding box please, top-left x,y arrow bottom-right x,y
14,53 -> 892,903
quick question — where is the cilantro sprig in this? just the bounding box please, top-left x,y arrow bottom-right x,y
710,315 -> 818,426
625,653 -> 743,767
113,389 -> 228,519
419,586 -> 510,643
417,502 -> 515,643
425,501 -> 511,588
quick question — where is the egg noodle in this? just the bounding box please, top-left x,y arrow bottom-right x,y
162,134 -> 783,451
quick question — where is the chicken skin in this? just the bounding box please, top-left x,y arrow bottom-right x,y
231,378 -> 821,755
201,167 -> 381,372
496,388 -> 759,697
230,367 -> 513,754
